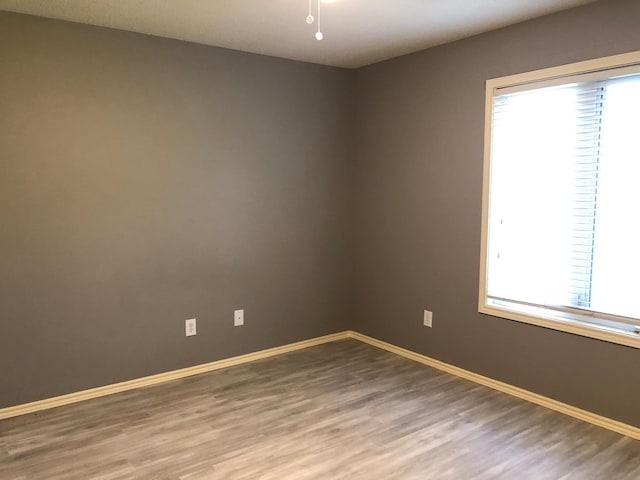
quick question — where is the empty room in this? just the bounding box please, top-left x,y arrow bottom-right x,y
1,0 -> 639,478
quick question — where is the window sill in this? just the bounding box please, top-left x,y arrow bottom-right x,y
479,300 -> 640,349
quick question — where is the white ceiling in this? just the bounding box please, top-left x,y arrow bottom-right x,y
0,0 -> 598,68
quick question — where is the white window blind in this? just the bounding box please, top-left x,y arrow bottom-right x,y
482,61 -> 640,342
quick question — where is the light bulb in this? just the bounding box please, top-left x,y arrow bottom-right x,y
315,31 -> 323,41
306,14 -> 314,24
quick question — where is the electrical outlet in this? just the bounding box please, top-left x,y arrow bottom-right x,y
185,318 -> 197,336
234,309 -> 244,327
423,310 -> 433,328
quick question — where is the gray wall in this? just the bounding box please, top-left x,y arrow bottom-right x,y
0,12 -> 355,408
353,0 -> 640,427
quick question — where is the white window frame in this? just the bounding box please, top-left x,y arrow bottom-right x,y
479,51 -> 640,349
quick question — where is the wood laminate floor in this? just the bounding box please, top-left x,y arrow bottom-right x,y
1,339 -> 638,479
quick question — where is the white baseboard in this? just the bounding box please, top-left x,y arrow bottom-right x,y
347,331 -> 640,441
2,329 -> 637,441
0,331 -> 350,421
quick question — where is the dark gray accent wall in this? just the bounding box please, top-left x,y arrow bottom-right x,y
0,12 -> 355,408
353,0 -> 640,427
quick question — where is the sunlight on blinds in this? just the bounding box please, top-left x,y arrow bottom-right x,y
487,73 -> 640,323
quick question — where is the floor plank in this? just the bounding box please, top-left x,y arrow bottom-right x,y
1,339 -> 638,479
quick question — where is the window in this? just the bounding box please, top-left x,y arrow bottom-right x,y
479,52 -> 640,348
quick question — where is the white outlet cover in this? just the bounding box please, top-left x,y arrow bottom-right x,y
423,310 -> 433,328
234,309 -> 244,326
185,318 -> 197,336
